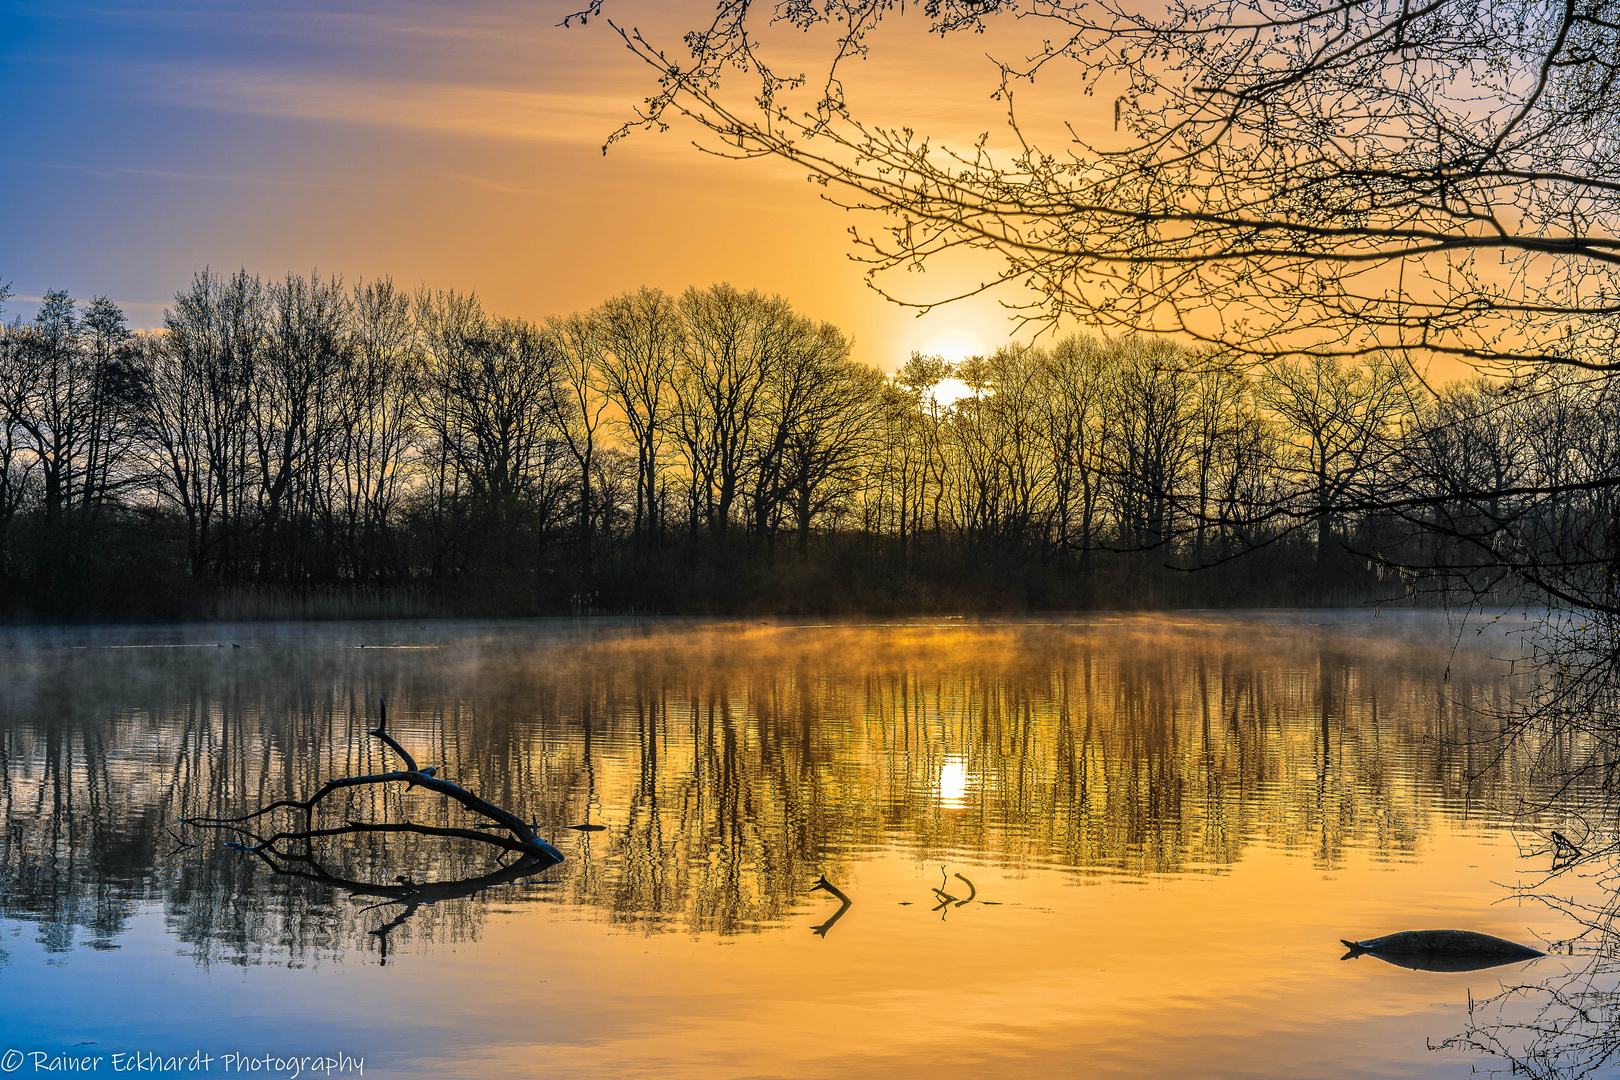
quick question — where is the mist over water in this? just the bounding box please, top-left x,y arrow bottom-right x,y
0,613 -> 1596,1078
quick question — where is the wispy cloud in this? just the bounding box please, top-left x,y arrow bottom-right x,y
18,2 -> 582,55
23,160 -> 368,191
450,174 -> 556,196
160,67 -> 641,148
7,294 -> 169,311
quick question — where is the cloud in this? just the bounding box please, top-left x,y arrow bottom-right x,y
160,67 -> 643,148
449,174 -> 556,196
23,160 -> 366,191
5,294 -> 169,313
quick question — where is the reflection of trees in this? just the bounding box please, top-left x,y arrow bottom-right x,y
1440,954 -> 1620,1077
0,619 -> 1570,962
1435,860 -> 1620,1078
1430,616 -> 1620,1079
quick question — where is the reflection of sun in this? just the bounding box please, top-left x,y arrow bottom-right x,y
938,757 -> 969,807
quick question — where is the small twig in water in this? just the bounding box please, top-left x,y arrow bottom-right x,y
810,874 -> 854,936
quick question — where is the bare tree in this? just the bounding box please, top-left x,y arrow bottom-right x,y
0,292 -> 90,529
1035,336 -> 1111,570
593,287 -> 683,551
779,355 -> 884,554
744,314 -> 856,546
947,345 -> 1055,554
1099,337 -> 1198,557
547,311 -> 613,573
0,288 -> 152,602
865,370 -> 932,568
256,272 -> 351,584
415,290 -> 568,577
671,284 -> 790,538
76,297 -> 145,518
0,280 -> 32,577
1255,354 -> 1415,572
337,277 -> 420,583
412,287 -> 482,579
138,269 -> 264,582
576,0 -> 1620,375
893,352 -> 953,548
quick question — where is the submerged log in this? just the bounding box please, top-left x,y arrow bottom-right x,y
1339,930 -> 1544,972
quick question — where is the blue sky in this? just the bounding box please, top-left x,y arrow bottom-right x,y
1,1 -> 1037,364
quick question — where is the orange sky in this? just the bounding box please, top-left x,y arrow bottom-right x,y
4,2 -> 1125,371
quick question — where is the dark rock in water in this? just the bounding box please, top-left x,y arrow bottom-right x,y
1339,930 -> 1544,972
568,823 -> 607,832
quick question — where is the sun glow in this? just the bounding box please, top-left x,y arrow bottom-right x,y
929,378 -> 976,409
915,327 -> 989,409
918,327 -> 987,362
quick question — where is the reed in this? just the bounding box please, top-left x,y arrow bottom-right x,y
210,585 -> 448,622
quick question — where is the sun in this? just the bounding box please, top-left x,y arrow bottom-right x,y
915,328 -> 987,408
918,327 -> 987,363
929,377 -> 976,408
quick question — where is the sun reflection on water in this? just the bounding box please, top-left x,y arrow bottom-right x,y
937,756 -> 969,807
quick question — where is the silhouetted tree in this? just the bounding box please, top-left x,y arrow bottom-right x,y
336,277 -> 420,584
1257,354 -> 1415,574
671,284 -> 790,539
593,287 -> 682,552
415,289 -> 568,590
255,272 -> 351,584
778,353 -> 883,554
139,269 -> 264,582
547,311 -> 612,575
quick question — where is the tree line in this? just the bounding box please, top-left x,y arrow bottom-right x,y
0,269 -> 1609,619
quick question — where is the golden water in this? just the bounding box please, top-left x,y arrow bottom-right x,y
0,613 -> 1604,1078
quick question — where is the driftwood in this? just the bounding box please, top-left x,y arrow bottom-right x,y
184,698 -> 564,876
931,867 -> 977,914
1551,830 -> 1585,869
810,874 -> 853,937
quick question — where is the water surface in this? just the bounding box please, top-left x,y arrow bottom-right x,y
0,613 -> 1604,1078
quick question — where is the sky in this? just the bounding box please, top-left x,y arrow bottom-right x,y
0,1 -> 1109,371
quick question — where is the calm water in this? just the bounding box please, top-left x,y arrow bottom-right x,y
0,613 -> 1611,1079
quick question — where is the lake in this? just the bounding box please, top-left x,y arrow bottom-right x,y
0,612 -> 1611,1079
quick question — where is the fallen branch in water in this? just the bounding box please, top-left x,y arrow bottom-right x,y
182,697 -> 564,875
811,874 -> 853,937
1551,830 -> 1585,868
